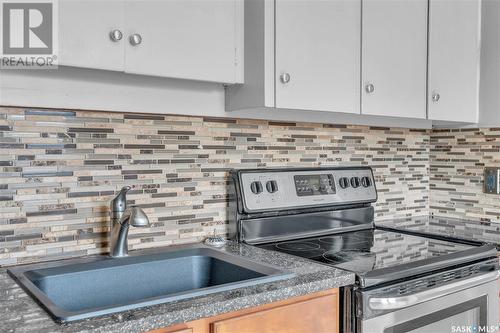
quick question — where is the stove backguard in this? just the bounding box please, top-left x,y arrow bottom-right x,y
237,206 -> 375,245
228,167 -> 377,244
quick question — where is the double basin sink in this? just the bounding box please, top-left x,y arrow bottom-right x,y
8,245 -> 293,322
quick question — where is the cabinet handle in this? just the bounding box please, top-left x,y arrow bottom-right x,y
280,73 -> 291,84
129,33 -> 142,46
365,83 -> 375,94
109,29 -> 123,42
432,92 -> 440,102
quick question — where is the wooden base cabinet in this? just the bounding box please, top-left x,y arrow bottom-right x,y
147,288 -> 339,333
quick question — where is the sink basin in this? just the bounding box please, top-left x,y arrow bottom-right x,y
8,245 -> 293,322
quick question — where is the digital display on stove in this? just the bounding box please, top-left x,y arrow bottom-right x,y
294,174 -> 336,196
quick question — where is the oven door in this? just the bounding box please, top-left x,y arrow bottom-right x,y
358,271 -> 499,333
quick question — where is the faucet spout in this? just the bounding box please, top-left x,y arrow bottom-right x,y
110,186 -> 131,221
110,206 -> 150,258
109,186 -> 150,258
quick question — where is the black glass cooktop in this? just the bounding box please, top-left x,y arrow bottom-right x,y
257,228 -> 497,287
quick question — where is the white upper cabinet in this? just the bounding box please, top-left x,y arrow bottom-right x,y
59,0 -> 125,71
56,0 -> 482,125
361,0 -> 428,119
226,0 -> 361,114
58,0 -> 243,84
124,0 -> 243,84
427,0 -> 481,123
274,0 -> 361,113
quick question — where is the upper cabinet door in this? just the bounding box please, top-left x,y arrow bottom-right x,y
361,0 -> 428,119
124,0 -> 242,84
59,0 -> 125,71
275,0 -> 361,113
428,0 -> 481,123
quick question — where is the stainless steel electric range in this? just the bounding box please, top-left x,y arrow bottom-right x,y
229,167 -> 500,333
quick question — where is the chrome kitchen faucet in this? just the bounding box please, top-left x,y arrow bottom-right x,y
109,186 -> 150,258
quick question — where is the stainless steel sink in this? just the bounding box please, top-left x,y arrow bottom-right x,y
8,245 -> 293,322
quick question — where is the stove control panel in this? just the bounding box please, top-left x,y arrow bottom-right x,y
294,174 -> 336,196
236,167 -> 377,213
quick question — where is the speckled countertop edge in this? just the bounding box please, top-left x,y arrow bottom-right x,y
1,241 -> 355,333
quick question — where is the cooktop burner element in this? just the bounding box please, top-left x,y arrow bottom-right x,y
275,241 -> 320,252
318,235 -> 344,244
321,249 -> 374,264
322,250 -> 376,272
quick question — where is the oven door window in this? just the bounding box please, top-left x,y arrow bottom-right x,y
383,296 -> 486,333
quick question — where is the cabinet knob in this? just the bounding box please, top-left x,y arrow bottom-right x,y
129,33 -> 142,46
109,29 -> 123,42
365,83 -> 375,94
280,73 -> 291,84
432,92 -> 440,102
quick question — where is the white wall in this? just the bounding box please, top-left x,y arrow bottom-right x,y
479,0 -> 500,126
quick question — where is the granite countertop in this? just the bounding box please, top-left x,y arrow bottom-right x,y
1,241 -> 354,333
376,215 -> 500,248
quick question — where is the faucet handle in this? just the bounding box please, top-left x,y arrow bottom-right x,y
111,185 -> 131,213
128,206 -> 150,227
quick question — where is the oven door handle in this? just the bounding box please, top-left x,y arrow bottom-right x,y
368,270 -> 500,310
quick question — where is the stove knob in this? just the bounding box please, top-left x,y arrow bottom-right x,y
361,176 -> 372,187
339,177 -> 350,189
250,181 -> 263,194
266,180 -> 278,193
350,177 -> 361,188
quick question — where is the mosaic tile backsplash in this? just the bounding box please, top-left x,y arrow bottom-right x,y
0,107 -> 429,266
430,128 -> 500,221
